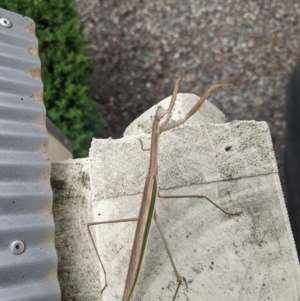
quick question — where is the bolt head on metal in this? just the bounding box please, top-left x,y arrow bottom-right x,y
10,240 -> 25,255
0,17 -> 12,28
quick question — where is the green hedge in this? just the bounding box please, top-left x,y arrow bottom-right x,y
1,0 -> 103,157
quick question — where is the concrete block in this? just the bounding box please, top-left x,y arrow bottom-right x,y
51,159 -> 102,301
51,93 -> 299,300
88,120 -> 300,300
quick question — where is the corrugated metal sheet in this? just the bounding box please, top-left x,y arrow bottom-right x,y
0,8 -> 61,301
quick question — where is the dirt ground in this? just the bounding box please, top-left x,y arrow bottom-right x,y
75,0 -> 300,200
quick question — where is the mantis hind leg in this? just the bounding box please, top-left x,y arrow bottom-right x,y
154,192 -> 241,299
87,217 -> 139,294
158,192 -> 242,216
87,223 -> 108,293
153,211 -> 183,301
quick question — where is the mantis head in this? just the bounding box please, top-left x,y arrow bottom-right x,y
155,105 -> 168,121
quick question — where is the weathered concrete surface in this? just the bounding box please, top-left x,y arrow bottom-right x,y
51,94 -> 300,300
89,121 -> 300,301
124,93 -> 226,136
51,158 -> 102,301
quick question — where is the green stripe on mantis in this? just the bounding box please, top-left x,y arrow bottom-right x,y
127,176 -> 158,301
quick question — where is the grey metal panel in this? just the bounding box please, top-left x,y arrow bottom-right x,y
0,8 -> 61,301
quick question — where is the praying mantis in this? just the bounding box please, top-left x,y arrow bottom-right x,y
88,78 -> 242,300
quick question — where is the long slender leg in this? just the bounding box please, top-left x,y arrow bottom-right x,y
139,138 -> 151,151
158,192 -> 242,216
161,84 -> 232,133
139,77 -> 182,151
87,217 -> 139,293
153,211 -> 182,301
154,192 -> 241,299
160,77 -> 182,128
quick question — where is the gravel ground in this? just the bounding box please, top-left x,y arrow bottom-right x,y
75,0 -> 300,195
